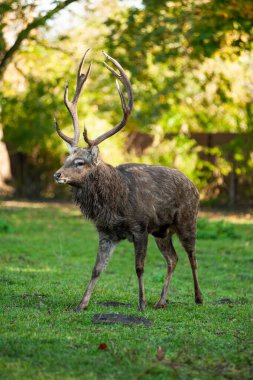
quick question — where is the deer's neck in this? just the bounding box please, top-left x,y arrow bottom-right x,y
72,162 -> 128,224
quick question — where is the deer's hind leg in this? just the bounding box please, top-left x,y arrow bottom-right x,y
155,235 -> 178,308
176,223 -> 203,304
134,232 -> 148,311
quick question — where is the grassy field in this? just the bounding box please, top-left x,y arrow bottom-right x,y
0,202 -> 252,380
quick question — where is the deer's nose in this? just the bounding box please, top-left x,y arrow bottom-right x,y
54,172 -> 61,180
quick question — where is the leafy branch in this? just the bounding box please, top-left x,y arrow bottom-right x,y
0,0 -> 79,78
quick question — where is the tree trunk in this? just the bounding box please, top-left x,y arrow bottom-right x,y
0,126 -> 12,194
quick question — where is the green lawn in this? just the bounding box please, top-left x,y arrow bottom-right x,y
0,202 -> 252,380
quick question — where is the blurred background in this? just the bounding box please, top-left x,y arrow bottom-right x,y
0,0 -> 253,207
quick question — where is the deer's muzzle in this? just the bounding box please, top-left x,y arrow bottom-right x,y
54,171 -> 66,184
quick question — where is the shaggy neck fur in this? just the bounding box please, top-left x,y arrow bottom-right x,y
72,161 -> 128,226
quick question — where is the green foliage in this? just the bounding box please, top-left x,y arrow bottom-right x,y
0,204 -> 252,379
104,0 -> 253,197
0,0 -> 80,77
1,0 -> 253,200
1,46 -> 73,197
1,1 -> 127,196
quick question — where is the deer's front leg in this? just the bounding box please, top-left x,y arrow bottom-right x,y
75,236 -> 116,311
134,232 -> 148,311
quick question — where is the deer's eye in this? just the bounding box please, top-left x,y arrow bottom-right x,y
74,160 -> 85,167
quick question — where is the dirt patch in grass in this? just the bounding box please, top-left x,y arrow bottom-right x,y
92,313 -> 152,326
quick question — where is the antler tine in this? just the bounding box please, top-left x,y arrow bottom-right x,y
116,79 -> 127,110
54,117 -> 74,146
73,49 -> 92,105
88,51 -> 133,146
102,51 -> 133,111
55,49 -> 91,148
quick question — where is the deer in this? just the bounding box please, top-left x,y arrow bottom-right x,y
53,49 -> 203,312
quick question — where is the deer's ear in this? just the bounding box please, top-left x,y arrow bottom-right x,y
65,142 -> 73,154
90,146 -> 99,161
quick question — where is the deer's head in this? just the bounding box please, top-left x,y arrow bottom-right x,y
54,49 -> 133,187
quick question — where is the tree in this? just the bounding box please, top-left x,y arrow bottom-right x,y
103,0 -> 253,202
2,0 -> 253,202
0,0 -> 80,192
1,0 -> 125,197
0,0 -> 80,78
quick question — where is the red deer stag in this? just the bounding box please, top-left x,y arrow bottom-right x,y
54,49 -> 203,311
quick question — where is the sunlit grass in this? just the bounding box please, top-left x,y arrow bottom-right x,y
0,203 -> 252,379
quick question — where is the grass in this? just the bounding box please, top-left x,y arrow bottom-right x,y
0,202 -> 252,380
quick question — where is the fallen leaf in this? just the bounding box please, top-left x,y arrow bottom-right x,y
98,343 -> 108,350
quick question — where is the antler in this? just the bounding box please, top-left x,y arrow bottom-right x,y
54,49 -> 92,148
84,51 -> 133,147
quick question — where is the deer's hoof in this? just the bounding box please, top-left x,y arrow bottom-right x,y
138,301 -> 146,311
74,303 -> 88,312
155,302 -> 167,309
195,296 -> 203,305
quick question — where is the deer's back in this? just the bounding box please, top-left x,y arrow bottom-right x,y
117,163 -> 199,238
117,163 -> 199,204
